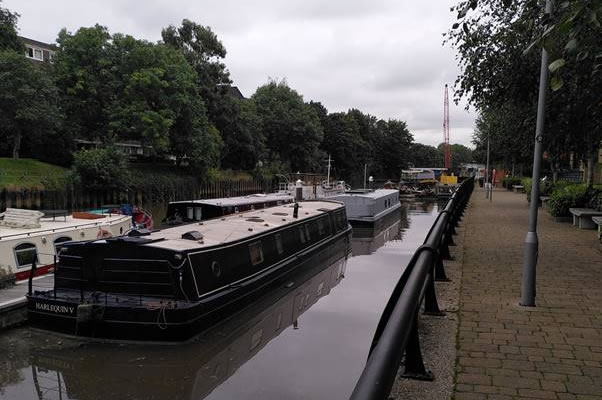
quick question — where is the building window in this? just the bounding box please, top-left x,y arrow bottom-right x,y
14,243 -> 38,268
26,47 -> 34,58
34,49 -> 43,60
53,236 -> 72,253
249,241 -> 264,266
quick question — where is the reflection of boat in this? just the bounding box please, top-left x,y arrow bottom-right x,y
0,209 -> 132,283
331,189 -> 401,237
351,203 -> 408,256
26,254 -> 348,400
27,200 -> 351,342
162,193 -> 294,226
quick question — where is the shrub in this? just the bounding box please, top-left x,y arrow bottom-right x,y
71,146 -> 131,191
502,176 -> 522,190
547,184 -> 588,217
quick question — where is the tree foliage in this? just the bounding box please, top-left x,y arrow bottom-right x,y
448,0 -> 601,180
253,80 -> 324,172
55,25 -> 220,171
0,50 -> 63,161
0,0 -> 22,52
71,146 -> 130,190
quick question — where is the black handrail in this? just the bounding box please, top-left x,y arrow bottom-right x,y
350,178 -> 474,400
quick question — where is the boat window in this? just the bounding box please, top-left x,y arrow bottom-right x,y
187,207 -> 194,220
53,236 -> 72,253
14,243 -> 38,268
249,241 -> 264,266
194,207 -> 202,221
276,312 -> 283,330
305,224 -> 311,241
299,226 -> 306,243
275,234 -> 284,255
317,219 -> 325,235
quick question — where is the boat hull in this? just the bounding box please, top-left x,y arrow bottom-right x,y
27,227 -> 351,342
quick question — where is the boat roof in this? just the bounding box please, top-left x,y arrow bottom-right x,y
140,200 -> 344,252
332,189 -> 399,200
0,214 -> 131,242
168,193 -> 294,207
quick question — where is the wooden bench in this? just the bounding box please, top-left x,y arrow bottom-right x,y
512,185 -> 525,193
592,216 -> 602,242
569,208 -> 602,229
0,208 -> 44,229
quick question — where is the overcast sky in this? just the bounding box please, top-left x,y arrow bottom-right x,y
7,0 -> 476,147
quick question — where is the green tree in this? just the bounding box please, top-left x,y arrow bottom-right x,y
448,0 -> 601,183
55,25 -> 114,142
372,119 -> 413,178
437,143 -> 475,170
71,146 -> 130,190
218,98 -> 265,170
0,50 -> 63,159
56,26 -> 220,171
0,0 -> 23,52
253,80 -> 324,172
408,143 -> 443,168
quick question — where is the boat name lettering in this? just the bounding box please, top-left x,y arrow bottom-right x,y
35,302 -> 75,314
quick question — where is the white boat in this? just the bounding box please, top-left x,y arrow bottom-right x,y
0,208 -> 132,282
331,189 -> 401,237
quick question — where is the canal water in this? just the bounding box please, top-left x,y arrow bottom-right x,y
0,199 -> 442,400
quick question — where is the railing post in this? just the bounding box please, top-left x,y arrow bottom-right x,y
28,259 -> 37,296
400,315 -> 434,381
434,256 -> 450,282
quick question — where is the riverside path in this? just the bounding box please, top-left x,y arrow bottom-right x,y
453,187 -> 602,400
392,186 -> 602,400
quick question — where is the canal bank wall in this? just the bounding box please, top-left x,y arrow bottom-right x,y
0,178 -> 273,212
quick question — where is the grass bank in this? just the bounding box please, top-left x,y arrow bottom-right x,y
0,158 -> 69,189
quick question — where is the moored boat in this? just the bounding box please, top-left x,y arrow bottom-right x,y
27,253 -> 348,399
331,189 -> 401,237
163,193 -> 294,226
0,209 -> 132,283
27,200 -> 351,342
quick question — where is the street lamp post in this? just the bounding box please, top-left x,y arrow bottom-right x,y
521,0 -> 552,307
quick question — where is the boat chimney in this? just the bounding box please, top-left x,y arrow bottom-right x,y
293,203 -> 299,218
295,179 -> 303,201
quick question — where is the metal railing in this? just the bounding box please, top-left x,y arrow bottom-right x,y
350,178 -> 474,400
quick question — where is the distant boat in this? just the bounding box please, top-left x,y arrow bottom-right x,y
0,208 -> 132,283
162,193 -> 294,226
331,189 -> 401,237
27,200 -> 352,342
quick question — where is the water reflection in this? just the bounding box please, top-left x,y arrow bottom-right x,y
351,204 -> 410,256
0,256 -> 347,400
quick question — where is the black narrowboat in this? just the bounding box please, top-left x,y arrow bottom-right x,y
162,193 -> 294,225
29,254 -> 348,399
27,200 -> 351,342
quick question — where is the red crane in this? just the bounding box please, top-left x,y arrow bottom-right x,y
443,84 -> 451,170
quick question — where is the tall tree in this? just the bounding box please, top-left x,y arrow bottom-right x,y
408,143 -> 443,168
253,80 -> 324,172
0,0 -> 23,52
0,50 -> 62,159
55,25 -> 114,142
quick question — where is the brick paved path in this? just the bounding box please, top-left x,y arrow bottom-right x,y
454,188 -> 602,400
